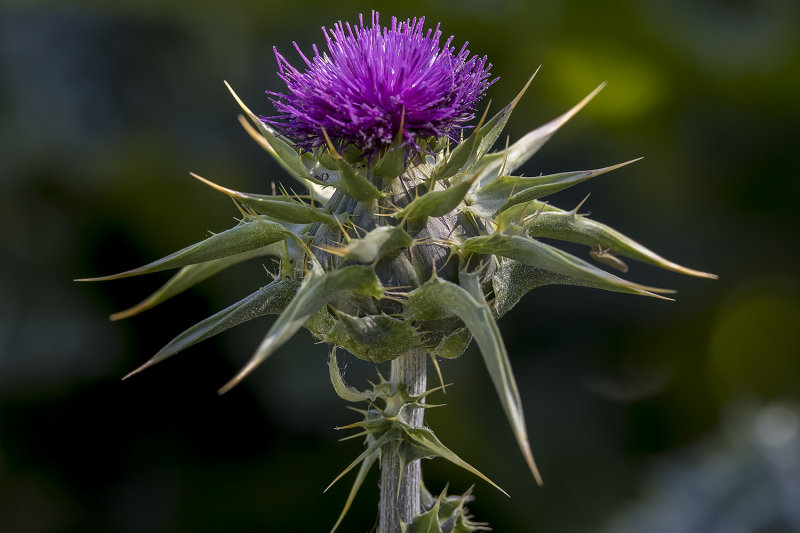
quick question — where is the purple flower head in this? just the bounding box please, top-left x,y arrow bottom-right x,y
264,12 -> 496,157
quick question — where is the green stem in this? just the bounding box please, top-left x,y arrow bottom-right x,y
379,349 -> 427,533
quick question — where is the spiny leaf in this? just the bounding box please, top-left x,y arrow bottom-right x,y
462,234 -> 674,299
492,261 -> 595,317
395,170 -> 481,220
404,276 -> 540,486
322,225 -> 413,264
331,157 -> 384,201
123,278 -> 300,379
460,270 -> 542,486
520,201 -> 718,279
469,70 -> 538,170
432,327 -> 472,360
110,244 -> 285,320
329,441 -> 380,533
191,173 -> 340,226
374,143 -> 407,179
476,83 -> 606,185
77,216 -> 288,281
299,153 -> 337,203
430,71 -> 537,183
395,422 -> 508,495
405,490 -> 445,533
325,312 -> 420,363
322,129 -> 384,201
226,81 -> 313,182
325,429 -> 398,493
218,265 -> 384,394
430,129 -> 480,183
328,348 -> 379,403
469,159 -> 640,218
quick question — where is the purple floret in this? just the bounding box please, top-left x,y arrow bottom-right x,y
264,12 -> 496,156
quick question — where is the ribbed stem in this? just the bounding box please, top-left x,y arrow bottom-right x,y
379,349 -> 427,533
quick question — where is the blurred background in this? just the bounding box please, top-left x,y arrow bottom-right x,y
1,0 -> 799,531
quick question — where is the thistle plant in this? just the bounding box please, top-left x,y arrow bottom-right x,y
80,12 -> 715,532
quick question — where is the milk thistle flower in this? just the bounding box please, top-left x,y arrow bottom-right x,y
80,11 -> 715,532
265,12 -> 495,155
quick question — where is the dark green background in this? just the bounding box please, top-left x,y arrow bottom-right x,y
2,0 -> 799,531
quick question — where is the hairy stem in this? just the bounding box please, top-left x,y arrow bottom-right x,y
379,349 -> 427,533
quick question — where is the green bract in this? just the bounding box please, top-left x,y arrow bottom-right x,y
81,77 -> 715,532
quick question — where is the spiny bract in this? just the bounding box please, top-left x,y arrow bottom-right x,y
80,12 -> 715,532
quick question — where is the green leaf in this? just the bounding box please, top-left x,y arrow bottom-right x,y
395,171 -> 480,220
326,429 -> 399,494
331,157 -> 384,201
325,312 -> 421,363
77,216 -> 288,281
218,265 -> 383,393
476,84 -> 606,185
328,348 -> 379,402
190,173 -> 340,226
492,260 -> 600,317
325,225 -> 413,264
430,130 -> 481,183
396,422 -> 508,495
319,129 -> 384,201
432,327 -> 472,360
431,71 -> 537,182
123,278 -> 300,379
110,243 -> 285,320
374,143 -> 407,179
469,160 -> 639,218
329,440 -> 380,533
404,276 -> 540,486
405,491 -> 445,533
225,81 -> 312,182
469,70 -> 538,170
522,202 -> 718,279
460,270 -> 542,486
462,234 -> 673,299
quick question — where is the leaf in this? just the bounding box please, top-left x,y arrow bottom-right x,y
110,243 -> 285,320
191,173 -> 340,226
396,422 -> 508,495
325,312 -> 421,363
462,234 -> 674,299
77,216 -> 288,281
430,128 -> 481,183
395,170 -> 481,220
374,143 -> 407,179
329,441 -> 380,533
405,490 -> 445,533
469,70 -> 538,169
476,84 -> 606,185
218,265 -> 384,394
431,71 -> 538,182
325,429 -> 399,493
469,159 -> 639,218
522,202 -> 718,279
321,129 -> 384,201
461,270 -> 542,486
328,348 -> 378,402
324,225 -> 413,264
432,327 -> 472,360
226,81 -> 313,182
123,278 -> 300,379
492,260 -> 605,317
404,276 -> 540,486
331,157 -> 384,201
